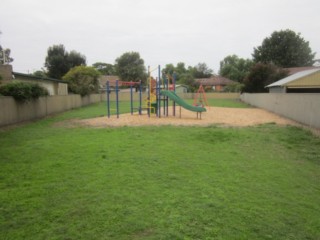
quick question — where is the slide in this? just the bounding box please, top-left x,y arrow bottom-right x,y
160,90 -> 206,112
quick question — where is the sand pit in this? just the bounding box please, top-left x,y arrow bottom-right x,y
71,106 -> 298,128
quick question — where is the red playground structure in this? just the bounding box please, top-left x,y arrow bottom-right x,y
193,84 -> 209,108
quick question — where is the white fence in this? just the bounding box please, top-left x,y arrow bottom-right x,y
241,93 -> 320,129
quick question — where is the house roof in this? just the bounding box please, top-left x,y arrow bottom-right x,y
266,68 -> 320,88
12,72 -> 67,83
284,66 -> 320,75
196,76 -> 236,86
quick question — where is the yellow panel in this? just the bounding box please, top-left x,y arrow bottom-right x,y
286,72 -> 320,87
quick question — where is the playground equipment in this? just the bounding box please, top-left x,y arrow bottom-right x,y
193,84 -> 209,108
106,80 -> 142,118
106,65 -> 206,119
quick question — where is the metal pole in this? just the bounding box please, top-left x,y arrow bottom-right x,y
158,65 -> 161,118
139,80 -> 142,115
148,66 -> 150,118
106,81 -> 110,118
173,72 -> 176,117
116,80 -> 119,118
130,81 -> 133,115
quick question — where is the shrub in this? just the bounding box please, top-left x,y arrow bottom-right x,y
0,81 -> 49,102
63,66 -> 100,96
223,82 -> 245,92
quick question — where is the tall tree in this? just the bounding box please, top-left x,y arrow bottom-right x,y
115,52 -> 147,83
252,29 -> 316,67
219,55 -> 253,82
68,50 -> 86,68
45,44 -> 86,79
243,63 -> 288,93
0,32 -> 14,64
190,63 -> 213,78
162,64 -> 175,75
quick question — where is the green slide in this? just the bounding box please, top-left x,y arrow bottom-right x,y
160,90 -> 206,112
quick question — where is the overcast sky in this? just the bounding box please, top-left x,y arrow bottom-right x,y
1,0 -> 319,75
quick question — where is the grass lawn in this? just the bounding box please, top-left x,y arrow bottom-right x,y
0,100 -> 319,239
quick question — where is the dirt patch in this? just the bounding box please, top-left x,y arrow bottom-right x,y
68,107 -> 299,128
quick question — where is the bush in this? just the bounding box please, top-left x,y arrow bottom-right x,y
0,81 -> 49,102
63,66 -> 100,96
223,82 -> 245,92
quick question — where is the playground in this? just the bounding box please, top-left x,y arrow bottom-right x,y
98,65 -> 297,129
73,105 -> 297,128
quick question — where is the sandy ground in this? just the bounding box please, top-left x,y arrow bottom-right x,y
70,106 -> 299,128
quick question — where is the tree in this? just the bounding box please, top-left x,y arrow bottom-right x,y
189,63 -> 213,78
92,62 -> 116,75
179,73 -> 199,92
0,30 -> 14,65
62,66 -> 100,96
252,29 -> 316,67
219,55 -> 253,82
67,50 -> 86,68
162,62 -> 189,82
115,52 -> 147,83
243,63 -> 288,93
44,44 -> 86,79
32,70 -> 47,78
162,64 -> 175,75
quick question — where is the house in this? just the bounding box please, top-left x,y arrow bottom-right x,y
159,84 -> 189,93
284,66 -> 320,75
0,65 -> 68,95
196,76 -> 237,92
98,75 -> 119,89
266,68 -> 320,93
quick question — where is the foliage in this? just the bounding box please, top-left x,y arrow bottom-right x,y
179,73 -> 199,92
32,70 -> 47,78
243,63 -> 288,93
219,55 -> 253,82
223,82 -> 245,92
161,62 -> 213,92
68,50 -> 86,68
1,119 -> 319,239
0,44 -> 14,64
45,44 -> 86,79
63,66 -> 100,96
189,62 -> 213,78
0,81 -> 48,102
115,52 -> 147,84
92,62 -> 116,75
252,29 -> 316,67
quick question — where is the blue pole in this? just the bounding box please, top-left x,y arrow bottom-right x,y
130,81 -> 133,115
139,80 -> 142,115
106,81 -> 110,118
116,80 -> 119,118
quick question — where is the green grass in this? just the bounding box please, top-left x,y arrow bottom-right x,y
0,101 -> 319,239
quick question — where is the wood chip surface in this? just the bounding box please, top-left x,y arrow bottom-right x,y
72,107 -> 298,128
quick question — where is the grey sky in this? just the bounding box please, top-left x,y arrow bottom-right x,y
1,0 -> 319,75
